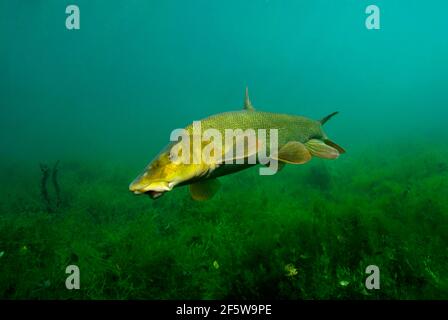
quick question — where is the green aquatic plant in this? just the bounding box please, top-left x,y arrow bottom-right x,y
39,161 -> 62,213
304,163 -> 332,191
0,142 -> 447,299
52,161 -> 61,209
39,164 -> 52,213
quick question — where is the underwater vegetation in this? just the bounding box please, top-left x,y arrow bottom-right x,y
0,141 -> 447,300
39,161 -> 61,213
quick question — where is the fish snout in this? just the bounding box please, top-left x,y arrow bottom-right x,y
128,174 -> 147,194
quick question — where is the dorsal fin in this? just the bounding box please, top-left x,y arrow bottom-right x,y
243,87 -> 255,111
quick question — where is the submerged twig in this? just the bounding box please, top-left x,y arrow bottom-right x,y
40,163 -> 52,213
52,160 -> 61,209
39,161 -> 62,213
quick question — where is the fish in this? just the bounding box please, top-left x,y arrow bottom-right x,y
129,88 -> 345,200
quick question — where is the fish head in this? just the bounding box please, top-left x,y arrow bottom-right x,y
129,142 -> 208,199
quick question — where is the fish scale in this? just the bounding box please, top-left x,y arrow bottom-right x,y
185,110 -> 324,147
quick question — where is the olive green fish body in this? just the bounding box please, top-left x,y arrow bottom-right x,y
129,89 -> 345,200
186,110 -> 324,146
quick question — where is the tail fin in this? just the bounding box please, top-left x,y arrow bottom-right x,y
320,112 -> 339,125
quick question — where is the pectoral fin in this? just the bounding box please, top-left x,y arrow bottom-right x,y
305,139 -> 340,159
272,141 -> 312,164
190,178 -> 221,201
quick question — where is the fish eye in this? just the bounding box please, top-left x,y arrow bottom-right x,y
168,150 -> 182,163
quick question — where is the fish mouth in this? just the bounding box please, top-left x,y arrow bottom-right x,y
131,189 -> 165,199
129,181 -> 174,200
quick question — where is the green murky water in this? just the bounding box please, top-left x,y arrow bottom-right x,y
0,0 -> 447,299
